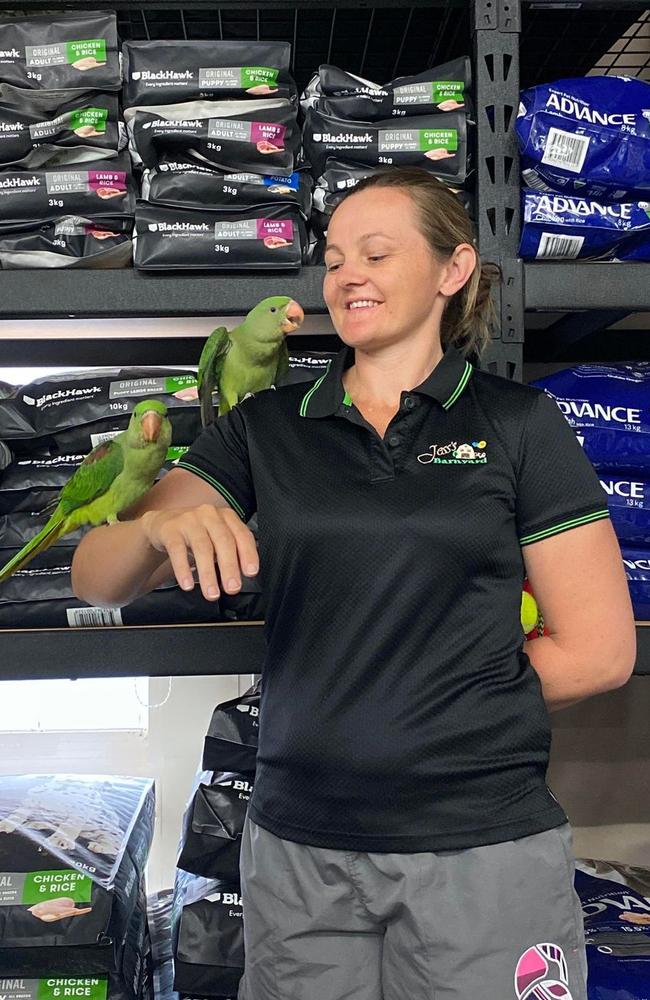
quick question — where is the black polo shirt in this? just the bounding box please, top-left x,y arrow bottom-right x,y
177,343 -> 610,852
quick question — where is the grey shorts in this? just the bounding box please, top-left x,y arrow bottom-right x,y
237,816 -> 588,1000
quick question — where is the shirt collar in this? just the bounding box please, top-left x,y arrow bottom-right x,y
299,342 -> 473,418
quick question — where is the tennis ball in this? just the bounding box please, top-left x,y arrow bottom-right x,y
520,591 -> 539,633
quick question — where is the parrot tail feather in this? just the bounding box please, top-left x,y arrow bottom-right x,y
0,517 -> 67,585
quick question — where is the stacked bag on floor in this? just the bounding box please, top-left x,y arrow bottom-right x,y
171,680 -> 260,1000
0,774 -> 155,1000
516,75 -> 650,261
300,57 -> 473,258
123,41 -> 309,271
0,11 -> 135,268
531,365 -> 650,619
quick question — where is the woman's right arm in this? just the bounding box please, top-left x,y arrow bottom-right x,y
70,467 -> 259,609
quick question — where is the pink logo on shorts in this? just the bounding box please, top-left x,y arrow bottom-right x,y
514,944 -> 573,1000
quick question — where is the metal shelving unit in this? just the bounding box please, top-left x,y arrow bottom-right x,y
0,0 -> 648,674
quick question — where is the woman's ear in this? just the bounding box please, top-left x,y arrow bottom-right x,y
439,244 -> 477,297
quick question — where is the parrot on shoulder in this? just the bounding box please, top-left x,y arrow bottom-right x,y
0,399 -> 172,584
198,295 -> 304,426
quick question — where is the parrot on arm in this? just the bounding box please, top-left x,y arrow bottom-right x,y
0,399 -> 172,584
198,295 -> 304,427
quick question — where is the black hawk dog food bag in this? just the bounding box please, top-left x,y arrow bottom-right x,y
0,216 -> 133,269
0,775 -> 154,977
303,105 -> 468,182
0,368 -> 202,456
202,681 -> 260,774
147,889 -> 176,1000
0,11 -> 121,93
123,40 -> 295,108
171,870 -> 243,998
142,157 -> 312,218
177,771 -> 253,881
134,202 -> 307,271
0,88 -> 124,169
125,98 -> 298,175
301,56 -> 470,121
0,153 -> 136,228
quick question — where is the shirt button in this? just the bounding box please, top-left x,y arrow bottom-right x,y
387,433 -> 401,447
403,396 -> 416,410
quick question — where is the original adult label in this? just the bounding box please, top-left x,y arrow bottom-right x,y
25,40 -> 106,68
213,218 -> 294,241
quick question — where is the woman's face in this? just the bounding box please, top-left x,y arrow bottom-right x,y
323,187 -> 452,350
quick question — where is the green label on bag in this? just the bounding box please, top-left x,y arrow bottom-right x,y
419,128 -> 458,152
378,127 -> 458,153
431,81 -> 464,103
242,66 -> 279,89
394,80 -> 464,107
37,979 -> 108,1000
21,870 -> 92,905
66,39 -> 106,66
164,375 -> 198,393
167,446 -> 190,462
69,108 -> 108,133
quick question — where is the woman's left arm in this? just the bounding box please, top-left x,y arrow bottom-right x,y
523,517 -> 636,712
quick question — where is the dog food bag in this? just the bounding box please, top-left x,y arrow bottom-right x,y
301,56 -> 470,121
520,188 -> 650,261
0,775 -> 154,976
202,682 -> 260,774
0,369 -> 202,455
177,771 -> 253,881
0,12 -> 121,93
531,365 -> 650,472
147,890 -> 175,1000
0,154 -> 135,228
575,858 -> 650,995
134,202 -> 306,271
302,106 -> 468,181
621,549 -> 650,620
125,98 -> 298,175
172,870 -> 243,998
123,40 -> 294,108
142,158 -> 312,217
0,976 -> 146,1000
0,89 -> 124,169
517,76 -> 650,201
0,217 -> 133,269
598,475 -> 650,546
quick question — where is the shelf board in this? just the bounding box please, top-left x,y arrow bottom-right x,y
0,621 -> 648,680
524,263 -> 650,312
0,268 -> 328,319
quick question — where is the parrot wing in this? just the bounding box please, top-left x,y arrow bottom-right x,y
198,326 -> 231,428
273,339 -> 290,386
0,440 -> 124,585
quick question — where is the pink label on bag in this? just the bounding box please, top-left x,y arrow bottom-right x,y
250,122 -> 286,149
256,219 -> 294,243
88,170 -> 127,192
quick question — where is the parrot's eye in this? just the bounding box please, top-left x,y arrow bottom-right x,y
270,307 -> 277,313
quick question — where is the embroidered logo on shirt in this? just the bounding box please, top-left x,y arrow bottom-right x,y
417,440 -> 488,464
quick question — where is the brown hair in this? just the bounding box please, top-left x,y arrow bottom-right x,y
333,168 -> 500,359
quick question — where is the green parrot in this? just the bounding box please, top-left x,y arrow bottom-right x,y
198,295 -> 304,427
0,399 -> 172,584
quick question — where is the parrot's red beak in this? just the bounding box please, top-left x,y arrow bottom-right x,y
281,300 -> 304,334
142,410 -> 163,443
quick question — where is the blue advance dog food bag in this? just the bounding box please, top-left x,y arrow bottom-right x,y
520,188 -> 650,260
516,76 -> 650,200
621,549 -> 650,620
530,365 -> 650,472
598,475 -> 650,547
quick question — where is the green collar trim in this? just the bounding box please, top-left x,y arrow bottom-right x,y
442,361 -> 473,410
299,362 -> 332,417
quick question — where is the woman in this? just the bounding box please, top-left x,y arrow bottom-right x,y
72,168 -> 636,1000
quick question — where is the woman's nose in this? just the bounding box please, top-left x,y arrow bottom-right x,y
335,261 -> 366,286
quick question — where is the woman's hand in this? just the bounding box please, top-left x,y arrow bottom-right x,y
141,505 -> 259,601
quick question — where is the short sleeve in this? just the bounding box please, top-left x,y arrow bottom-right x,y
176,403 -> 256,522
516,389 -> 610,547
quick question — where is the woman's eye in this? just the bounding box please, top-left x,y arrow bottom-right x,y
325,262 -> 341,272
368,255 -> 386,262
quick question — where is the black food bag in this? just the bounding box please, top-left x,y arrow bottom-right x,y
134,202 -> 307,271
147,889 -> 176,1000
0,775 -> 154,977
142,159 -> 312,218
0,154 -> 136,227
303,106 -> 468,182
177,771 -> 253,881
123,40 -> 294,108
302,56 -> 470,121
0,89 -> 124,169
202,681 -> 260,774
125,99 -> 298,175
0,368 -> 202,455
0,216 -> 133,269
172,871 -> 243,998
0,11 -> 121,92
